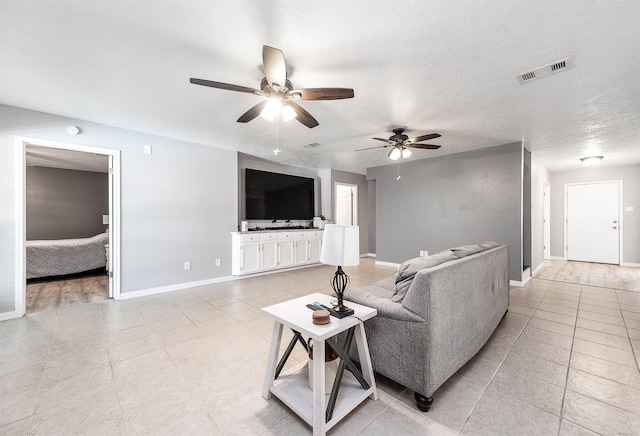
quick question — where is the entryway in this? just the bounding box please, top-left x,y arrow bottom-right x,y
566,181 -> 621,264
15,137 -> 121,316
335,182 -> 358,226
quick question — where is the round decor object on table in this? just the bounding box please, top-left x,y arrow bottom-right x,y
312,310 -> 330,325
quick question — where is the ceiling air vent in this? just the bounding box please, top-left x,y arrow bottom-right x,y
303,142 -> 321,148
517,57 -> 573,84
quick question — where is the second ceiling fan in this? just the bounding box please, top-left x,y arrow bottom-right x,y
190,45 -> 354,128
356,128 -> 442,160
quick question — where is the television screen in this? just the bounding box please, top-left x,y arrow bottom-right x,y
245,169 -> 315,220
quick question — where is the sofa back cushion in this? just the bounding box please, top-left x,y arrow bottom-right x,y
392,250 -> 458,302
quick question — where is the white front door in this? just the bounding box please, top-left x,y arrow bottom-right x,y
567,181 -> 620,264
543,183 -> 550,260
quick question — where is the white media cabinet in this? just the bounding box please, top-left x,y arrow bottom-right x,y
231,229 -> 323,276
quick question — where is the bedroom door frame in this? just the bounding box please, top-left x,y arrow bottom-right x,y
15,136 -> 122,316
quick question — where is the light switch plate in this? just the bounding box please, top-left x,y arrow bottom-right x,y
625,206 -> 634,212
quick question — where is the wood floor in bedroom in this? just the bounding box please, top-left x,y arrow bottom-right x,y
26,271 -> 108,313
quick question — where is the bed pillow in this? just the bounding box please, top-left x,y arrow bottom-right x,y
392,250 -> 458,302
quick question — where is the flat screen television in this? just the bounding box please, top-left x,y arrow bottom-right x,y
245,169 -> 315,220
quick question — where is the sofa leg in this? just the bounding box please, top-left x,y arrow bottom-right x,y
414,392 -> 433,412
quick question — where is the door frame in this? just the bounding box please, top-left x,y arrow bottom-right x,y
563,180 -> 622,264
15,136 -> 122,316
543,180 -> 550,260
334,182 -> 358,226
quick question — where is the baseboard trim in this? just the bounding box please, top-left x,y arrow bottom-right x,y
532,263 -> 545,276
119,275 -> 235,300
366,253 -> 376,258
375,260 -> 400,268
510,280 -> 524,287
0,310 -> 21,321
549,256 -> 567,261
621,262 -> 640,268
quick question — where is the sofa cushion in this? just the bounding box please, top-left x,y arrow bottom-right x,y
392,250 -> 458,302
451,244 -> 484,258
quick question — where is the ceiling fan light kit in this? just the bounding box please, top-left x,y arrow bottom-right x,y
357,128 -> 443,160
190,45 -> 354,128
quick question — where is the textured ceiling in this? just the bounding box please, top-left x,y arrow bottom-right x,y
2,1 -> 639,174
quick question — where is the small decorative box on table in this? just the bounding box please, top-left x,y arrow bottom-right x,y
261,292 -> 378,436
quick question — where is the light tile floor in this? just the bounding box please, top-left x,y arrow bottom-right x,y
1,259 -> 639,435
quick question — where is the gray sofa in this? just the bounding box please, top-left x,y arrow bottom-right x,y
343,243 -> 509,411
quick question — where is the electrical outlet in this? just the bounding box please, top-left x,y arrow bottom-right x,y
184,261 -> 191,270
419,250 -> 429,257
215,259 -> 221,267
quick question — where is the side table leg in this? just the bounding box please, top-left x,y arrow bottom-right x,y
354,322 -> 378,400
262,321 -> 283,399
312,338 -> 326,436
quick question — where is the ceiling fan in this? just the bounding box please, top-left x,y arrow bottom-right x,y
355,128 -> 442,160
190,45 -> 354,128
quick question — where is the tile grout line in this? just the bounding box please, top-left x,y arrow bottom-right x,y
456,291 -> 542,435
556,284 -> 582,436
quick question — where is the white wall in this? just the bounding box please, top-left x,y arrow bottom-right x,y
0,105 -> 238,315
530,152 -> 550,273
549,164 -> 640,264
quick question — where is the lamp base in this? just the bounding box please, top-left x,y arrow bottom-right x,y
328,305 -> 354,319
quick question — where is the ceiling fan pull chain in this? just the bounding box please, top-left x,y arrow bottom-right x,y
396,162 -> 401,180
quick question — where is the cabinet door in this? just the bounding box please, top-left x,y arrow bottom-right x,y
240,242 -> 261,274
279,240 -> 295,268
294,239 -> 309,265
261,240 -> 279,270
309,238 -> 322,263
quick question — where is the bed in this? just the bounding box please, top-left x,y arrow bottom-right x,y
26,232 -> 109,279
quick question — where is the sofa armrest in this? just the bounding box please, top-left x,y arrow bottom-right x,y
344,287 -> 424,322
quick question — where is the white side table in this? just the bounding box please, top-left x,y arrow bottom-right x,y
262,292 -> 378,436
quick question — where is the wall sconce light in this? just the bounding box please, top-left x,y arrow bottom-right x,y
580,156 -> 603,167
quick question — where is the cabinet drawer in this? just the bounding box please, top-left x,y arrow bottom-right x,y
309,231 -> 323,239
241,234 -> 260,242
261,233 -> 278,241
278,232 -> 295,240
296,231 -> 308,238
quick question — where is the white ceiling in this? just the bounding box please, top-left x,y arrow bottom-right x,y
2,1 -> 639,175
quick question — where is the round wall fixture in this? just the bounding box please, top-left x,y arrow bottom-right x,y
66,126 -> 80,135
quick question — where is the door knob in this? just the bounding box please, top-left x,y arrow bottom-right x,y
613,220 -> 618,224
613,226 -> 618,229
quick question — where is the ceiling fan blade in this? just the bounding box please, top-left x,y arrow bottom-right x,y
354,145 -> 388,152
262,45 -> 287,88
298,88 -> 354,100
408,133 -> 441,143
237,100 -> 269,123
287,101 -> 319,128
408,144 -> 442,150
190,78 -> 260,94
372,137 -> 390,143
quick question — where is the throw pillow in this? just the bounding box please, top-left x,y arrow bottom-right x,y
451,244 -> 484,258
479,241 -> 500,250
392,250 -> 458,302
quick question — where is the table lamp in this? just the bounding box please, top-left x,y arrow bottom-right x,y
320,224 -> 360,318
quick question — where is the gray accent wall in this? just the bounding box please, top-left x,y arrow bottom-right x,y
549,164 -> 640,264
26,166 -> 108,240
1,104 -> 237,314
367,142 -> 524,281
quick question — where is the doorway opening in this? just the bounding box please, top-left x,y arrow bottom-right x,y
335,183 -> 358,226
15,137 -> 121,316
565,181 -> 621,265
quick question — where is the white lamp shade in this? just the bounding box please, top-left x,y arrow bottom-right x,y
320,224 -> 360,266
